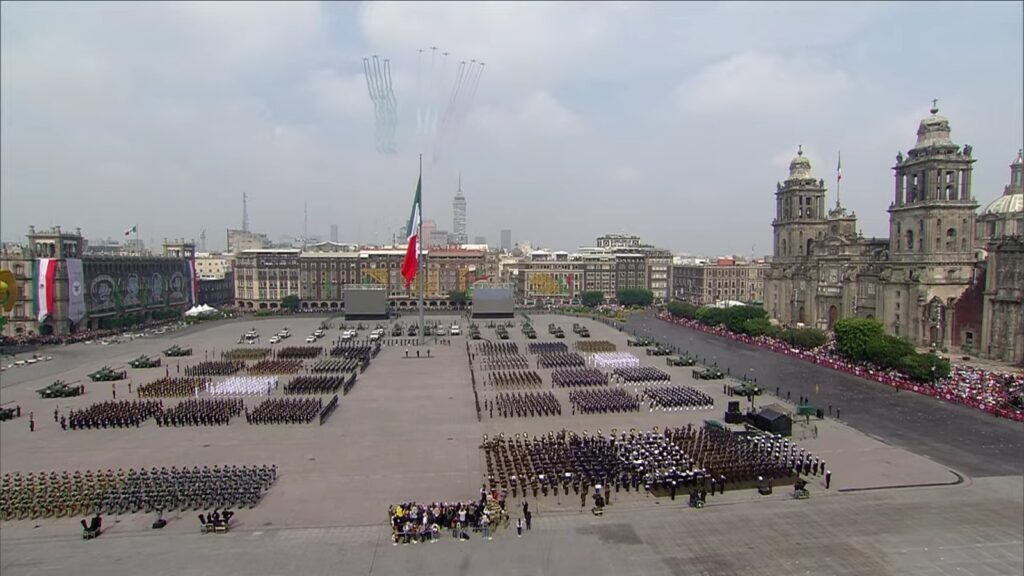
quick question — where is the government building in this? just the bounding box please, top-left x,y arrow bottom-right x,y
765,105 -> 1023,364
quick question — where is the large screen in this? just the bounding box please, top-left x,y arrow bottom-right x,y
472,286 -> 514,317
344,288 -> 387,319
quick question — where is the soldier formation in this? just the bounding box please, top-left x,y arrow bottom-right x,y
248,359 -> 303,375
537,352 -> 586,369
206,376 -> 278,396
310,357 -> 362,373
284,375 -> 347,395
136,377 -> 202,398
574,340 -> 616,354
221,348 -> 272,361
68,400 -> 163,429
276,346 -> 323,359
569,389 -> 642,414
551,368 -> 608,388
612,366 -> 672,386
0,465 -> 276,520
487,391 -> 561,418
642,385 -> 714,410
246,397 -> 321,425
527,342 -> 568,355
156,398 -> 244,426
184,361 -> 244,377
484,370 -> 543,390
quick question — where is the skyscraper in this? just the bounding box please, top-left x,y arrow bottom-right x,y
452,173 -> 467,245
500,229 -> 512,251
330,224 -> 339,243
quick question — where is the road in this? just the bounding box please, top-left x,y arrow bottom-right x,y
627,312 -> 1024,478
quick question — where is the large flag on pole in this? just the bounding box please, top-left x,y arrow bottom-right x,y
36,258 -> 56,323
124,224 -> 137,236
401,176 -> 423,288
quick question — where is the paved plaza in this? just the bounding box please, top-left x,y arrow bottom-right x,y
1,313 -> 1022,575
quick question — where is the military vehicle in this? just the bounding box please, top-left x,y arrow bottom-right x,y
129,355 -> 161,369
163,345 -> 193,357
391,324 -> 403,337
627,337 -> 653,347
572,323 -> 582,334
37,380 -> 83,399
0,406 -> 19,421
87,366 -> 127,382
646,345 -> 673,356
666,355 -> 696,367
693,367 -> 725,380
578,327 -> 591,338
729,382 -> 762,396
553,327 -> 565,338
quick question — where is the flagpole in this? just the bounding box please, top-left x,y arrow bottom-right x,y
418,154 -> 425,346
836,151 -> 842,209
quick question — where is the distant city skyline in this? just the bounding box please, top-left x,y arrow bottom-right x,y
2,2 -> 1021,254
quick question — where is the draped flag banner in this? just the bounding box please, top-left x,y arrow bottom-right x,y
66,258 -> 87,324
187,257 -> 198,305
36,258 -> 56,323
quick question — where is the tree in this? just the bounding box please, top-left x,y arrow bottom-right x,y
580,291 -> 604,308
281,294 -> 300,312
741,318 -> 778,338
899,352 -> 950,382
864,334 -> 916,370
667,300 -> 698,320
448,290 -> 468,307
616,288 -> 654,307
833,318 -> 885,362
780,327 -> 827,349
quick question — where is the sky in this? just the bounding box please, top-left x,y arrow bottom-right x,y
1,1 -> 1022,255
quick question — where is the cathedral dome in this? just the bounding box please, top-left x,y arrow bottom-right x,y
914,103 -> 954,149
980,193 -> 1023,216
788,146 -> 812,180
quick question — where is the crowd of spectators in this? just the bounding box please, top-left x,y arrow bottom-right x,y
1,320 -> 184,349
657,313 -> 1024,421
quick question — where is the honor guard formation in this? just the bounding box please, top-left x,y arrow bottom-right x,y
157,398 -> 244,427
483,370 -> 543,390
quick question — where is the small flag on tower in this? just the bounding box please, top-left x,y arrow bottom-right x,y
837,151 -> 842,182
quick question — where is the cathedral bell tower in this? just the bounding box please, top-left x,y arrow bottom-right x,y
888,102 -> 978,261
772,146 -> 829,260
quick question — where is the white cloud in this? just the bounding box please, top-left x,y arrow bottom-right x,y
307,69 -> 372,119
470,91 -> 582,147
676,52 -> 852,117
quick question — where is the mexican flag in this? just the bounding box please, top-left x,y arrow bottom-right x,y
401,176 -> 422,288
36,258 -> 56,323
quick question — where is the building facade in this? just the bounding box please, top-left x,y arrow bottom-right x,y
765,106 -> 1021,362
226,229 -> 271,254
673,258 -> 768,306
1,227 -> 196,336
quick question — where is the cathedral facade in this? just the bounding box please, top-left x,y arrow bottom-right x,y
765,106 -> 1023,365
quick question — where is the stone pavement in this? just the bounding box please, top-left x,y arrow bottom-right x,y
1,477 -> 1020,576
1,313 -> 1019,575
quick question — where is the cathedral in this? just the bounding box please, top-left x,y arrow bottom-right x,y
765,105 -> 1023,365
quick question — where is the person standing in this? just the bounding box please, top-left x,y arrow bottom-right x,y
29,414 -> 35,432
825,470 -> 832,489
524,509 -> 532,530
516,517 -> 524,537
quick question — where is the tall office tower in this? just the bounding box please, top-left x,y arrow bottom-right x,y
452,173 -> 468,245
500,229 -> 512,251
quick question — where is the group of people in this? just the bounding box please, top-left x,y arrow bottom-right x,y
156,398 -> 244,427
527,342 -> 568,355
551,368 -> 609,388
246,397 -> 321,425
611,366 -> 672,386
247,359 -> 303,375
482,431 -> 622,499
588,352 -> 640,371
0,465 -> 277,520
484,370 -> 543,390
221,348 -> 271,361
206,376 -> 278,396
276,346 -> 323,359
574,340 -> 617,354
284,375 -> 349,395
569,388 -> 642,414
67,400 -> 163,429
183,361 -> 244,378
658,314 -> 1024,421
486,391 -> 561,418
310,357 -> 362,373
388,497 -> 523,544
537,352 -> 586,369
642,385 -> 714,410
136,377 -> 202,398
